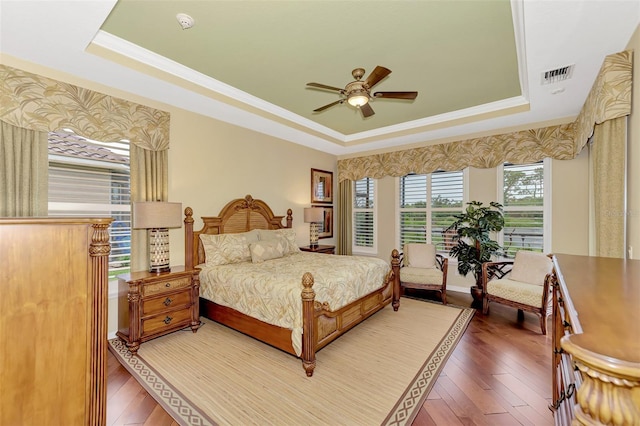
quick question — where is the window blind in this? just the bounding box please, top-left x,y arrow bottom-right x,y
48,135 -> 131,279
399,171 -> 464,252
353,178 -> 375,249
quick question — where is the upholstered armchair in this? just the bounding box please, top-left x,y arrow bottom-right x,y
399,243 -> 448,305
481,251 -> 554,334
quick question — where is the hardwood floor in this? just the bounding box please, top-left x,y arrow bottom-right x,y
107,290 -> 554,425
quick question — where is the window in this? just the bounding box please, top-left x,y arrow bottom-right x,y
48,131 -> 131,279
353,178 -> 375,253
398,170 -> 465,252
499,161 -> 549,258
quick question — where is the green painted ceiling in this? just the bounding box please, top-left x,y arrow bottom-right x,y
100,0 -> 520,136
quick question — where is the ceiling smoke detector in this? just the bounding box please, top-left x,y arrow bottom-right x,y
176,13 -> 194,30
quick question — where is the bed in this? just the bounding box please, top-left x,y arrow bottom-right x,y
184,195 -> 401,376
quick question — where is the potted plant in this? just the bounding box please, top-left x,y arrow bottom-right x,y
446,201 -> 504,304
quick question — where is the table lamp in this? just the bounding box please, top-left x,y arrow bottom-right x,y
132,201 -> 183,273
303,207 -> 324,249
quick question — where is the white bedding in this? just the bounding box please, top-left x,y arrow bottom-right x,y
198,252 -> 390,355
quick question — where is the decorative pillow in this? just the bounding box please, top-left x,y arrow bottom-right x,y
200,233 -> 251,266
239,229 -> 260,244
510,251 -> 552,286
249,239 -> 286,263
404,244 -> 436,269
258,228 -> 300,254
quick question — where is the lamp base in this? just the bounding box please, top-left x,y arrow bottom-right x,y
149,265 -> 171,274
309,222 -> 320,249
148,228 -> 171,274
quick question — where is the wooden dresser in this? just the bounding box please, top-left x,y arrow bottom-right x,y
0,217 -> 112,426
551,254 -> 640,425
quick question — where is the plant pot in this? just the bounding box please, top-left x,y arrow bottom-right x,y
470,285 -> 483,306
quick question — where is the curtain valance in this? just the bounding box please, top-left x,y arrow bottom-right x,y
338,50 -> 632,182
0,64 -> 169,151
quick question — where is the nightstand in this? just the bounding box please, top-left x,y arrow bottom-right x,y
299,244 -> 335,254
117,266 -> 200,354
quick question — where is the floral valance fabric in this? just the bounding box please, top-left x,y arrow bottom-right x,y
0,64 -> 169,151
338,50 -> 632,182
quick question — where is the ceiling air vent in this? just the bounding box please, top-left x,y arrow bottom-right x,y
541,64 -> 574,85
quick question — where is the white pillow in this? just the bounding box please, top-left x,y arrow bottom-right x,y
249,239 -> 286,263
239,229 -> 260,244
510,251 -> 552,286
258,228 -> 300,254
200,233 -> 251,266
404,244 -> 436,268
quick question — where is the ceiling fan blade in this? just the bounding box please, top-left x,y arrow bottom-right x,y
363,66 -> 391,88
313,99 -> 343,112
360,103 -> 375,117
373,91 -> 418,100
307,82 -> 344,92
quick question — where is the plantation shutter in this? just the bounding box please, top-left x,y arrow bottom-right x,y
399,171 -> 464,252
353,178 -> 375,250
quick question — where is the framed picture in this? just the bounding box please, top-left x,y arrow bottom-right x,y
311,168 -> 333,204
317,206 -> 333,239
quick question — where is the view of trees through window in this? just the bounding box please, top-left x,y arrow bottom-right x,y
399,171 -> 464,252
502,162 -> 545,258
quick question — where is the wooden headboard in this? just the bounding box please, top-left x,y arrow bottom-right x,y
184,194 -> 293,269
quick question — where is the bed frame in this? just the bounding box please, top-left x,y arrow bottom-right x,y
184,194 -> 401,376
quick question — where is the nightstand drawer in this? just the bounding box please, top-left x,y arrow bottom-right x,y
142,307 -> 192,336
143,276 -> 191,297
142,289 -> 191,315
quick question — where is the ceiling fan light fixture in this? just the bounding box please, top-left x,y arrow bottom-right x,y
347,93 -> 369,107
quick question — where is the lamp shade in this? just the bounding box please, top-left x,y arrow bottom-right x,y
304,207 -> 324,223
132,202 -> 183,229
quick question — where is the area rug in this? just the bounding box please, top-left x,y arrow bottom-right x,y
109,297 -> 474,426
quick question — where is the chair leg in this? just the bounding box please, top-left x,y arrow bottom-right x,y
540,314 -> 548,335
441,290 -> 447,305
482,297 -> 489,314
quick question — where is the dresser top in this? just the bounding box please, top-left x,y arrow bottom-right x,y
553,254 -> 640,365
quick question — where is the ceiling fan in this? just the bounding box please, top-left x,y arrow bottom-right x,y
306,66 -> 418,118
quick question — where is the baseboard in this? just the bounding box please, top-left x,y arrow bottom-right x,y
448,285 -> 470,294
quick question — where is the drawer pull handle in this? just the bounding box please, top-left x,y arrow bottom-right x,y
165,283 -> 171,288
163,297 -> 173,306
163,316 -> 173,325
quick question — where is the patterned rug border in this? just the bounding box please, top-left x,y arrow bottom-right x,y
108,337 -> 216,426
109,301 -> 475,426
382,306 -> 475,425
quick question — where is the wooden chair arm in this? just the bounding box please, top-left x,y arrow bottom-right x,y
481,260 -> 514,292
436,254 -> 448,272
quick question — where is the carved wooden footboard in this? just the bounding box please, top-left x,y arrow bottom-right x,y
186,195 -> 401,376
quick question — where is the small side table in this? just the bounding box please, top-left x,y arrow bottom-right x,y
116,266 -> 200,354
299,244 -> 335,254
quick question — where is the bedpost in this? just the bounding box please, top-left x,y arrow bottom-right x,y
301,272 -> 316,377
286,209 -> 293,228
184,207 -> 194,270
391,249 -> 401,311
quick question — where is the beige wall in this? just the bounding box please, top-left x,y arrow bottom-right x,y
167,108 -> 337,265
626,24 -> 640,259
